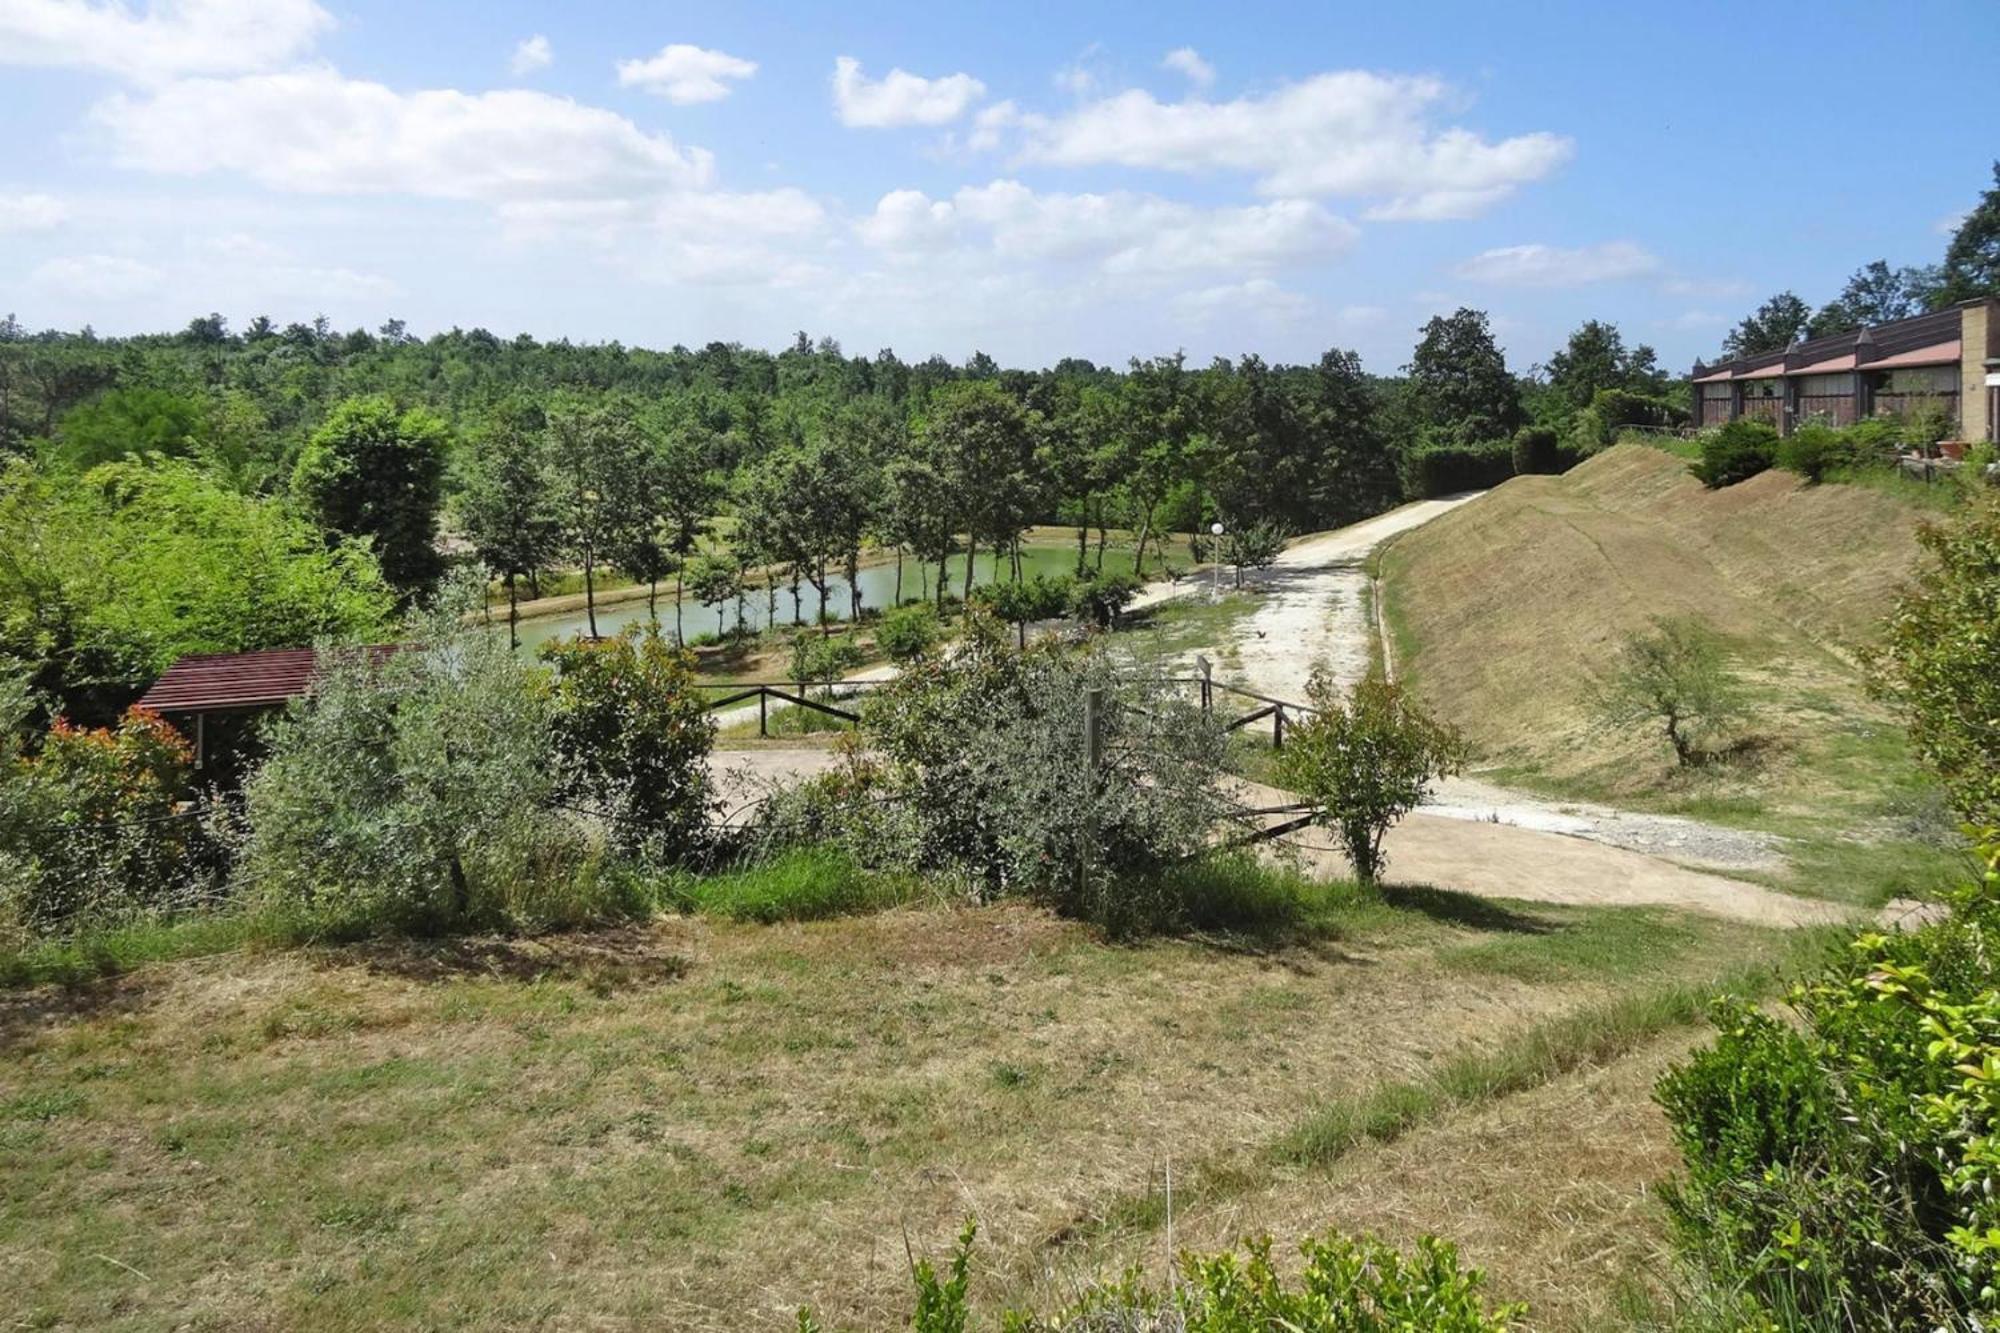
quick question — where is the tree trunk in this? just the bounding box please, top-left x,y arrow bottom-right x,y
1095,524 -> 1108,571
648,577 -> 659,627
846,549 -> 861,622
583,550 -> 598,638
1076,521 -> 1089,576
894,547 -> 904,605
963,533 -> 976,603
935,551 -> 947,609
505,572 -> 519,650
790,576 -> 802,627
673,569 -> 685,646
1010,535 -> 1021,582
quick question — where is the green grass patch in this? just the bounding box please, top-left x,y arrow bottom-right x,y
1433,906 -> 1701,984
0,912 -> 267,988
665,848 -> 920,923
1133,854 -> 1390,940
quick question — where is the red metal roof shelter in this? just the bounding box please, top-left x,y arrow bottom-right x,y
137,645 -> 401,769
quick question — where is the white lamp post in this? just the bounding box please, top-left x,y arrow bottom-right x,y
1209,521 -> 1225,600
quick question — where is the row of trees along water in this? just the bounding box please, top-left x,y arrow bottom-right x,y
2,306 -> 1680,722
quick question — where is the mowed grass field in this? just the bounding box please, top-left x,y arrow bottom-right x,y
1379,443 -> 1969,903
0,887 -> 1802,1330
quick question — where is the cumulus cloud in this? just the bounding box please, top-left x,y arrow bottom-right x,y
92,69 -> 716,201
0,0 -> 332,81
0,191 -> 68,230
1454,240 -> 1660,286
616,43 -> 756,104
1174,277 -> 1309,324
499,188 -> 828,287
1161,47 -> 1214,90
509,34 -> 551,75
31,253 -> 163,299
856,180 -> 1356,277
1013,71 -> 1571,219
832,56 -> 985,127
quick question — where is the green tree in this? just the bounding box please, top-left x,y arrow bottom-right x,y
1720,292 -> 1812,360
1301,347 -> 1398,527
48,387 -> 204,472
687,552 -> 742,639
1279,669 -> 1467,887
1403,309 -> 1522,444
920,381 -> 1038,600
1592,616 -> 1746,767
456,401 -> 560,647
292,395 -> 450,597
544,399 -> 648,638
1541,320 -> 1665,417
1219,519 -> 1286,588
541,631 -> 715,860
1876,497 -> 2000,826
1807,259 -> 1942,337
651,423 -> 721,645
1938,161 -> 2000,305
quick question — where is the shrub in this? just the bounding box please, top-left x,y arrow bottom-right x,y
1774,420 -> 1848,482
1692,420 -> 1778,488
1279,670 -> 1466,886
1509,427 -> 1562,476
1590,615 -> 1746,768
239,598 -> 616,938
801,1221 -> 1524,1331
1219,518 -> 1287,587
1656,847 -> 2000,1327
1401,439 -> 1514,498
541,630 -> 715,862
874,602 -> 941,664
790,632 -> 864,693
0,701 -> 209,930
970,573 -> 1076,647
763,617 -> 1230,929
1876,497 -> 2000,826
1067,569 -> 1141,629
1589,386 -> 1687,435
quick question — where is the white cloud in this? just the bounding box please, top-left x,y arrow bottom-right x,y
1662,274 -> 1752,299
616,43 -> 756,104
1014,71 -> 1571,219
1454,240 -> 1661,286
509,34 -> 551,76
832,56 -> 985,127
1161,47 -> 1214,90
92,69 -> 716,201
0,0 -> 332,82
30,253 -> 163,299
1175,278 -> 1309,325
0,191 -> 68,230
1663,310 -> 1726,331
499,188 -> 828,287
856,180 -> 1356,277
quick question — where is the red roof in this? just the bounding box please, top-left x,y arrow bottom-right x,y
137,645 -> 402,713
1792,352 -> 1857,374
1869,339 -> 1960,369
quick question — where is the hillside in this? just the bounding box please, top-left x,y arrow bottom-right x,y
1379,444 -> 1955,894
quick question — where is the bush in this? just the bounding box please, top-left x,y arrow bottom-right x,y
1401,439 -> 1514,498
1278,669 -> 1467,885
1877,497 -> 2000,827
541,630 -> 715,862
1590,386 -> 1687,434
239,598 -> 620,938
1509,427 -> 1564,476
1655,850 -> 2000,1327
1067,569 -> 1141,629
800,1221 -> 1524,1331
789,632 -> 863,692
761,618 -> 1231,929
0,700 -> 211,931
874,602 -> 941,664
1774,420 -> 1847,482
1692,419 -> 1779,488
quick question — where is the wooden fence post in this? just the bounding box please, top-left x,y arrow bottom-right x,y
759,689 -> 768,738
1272,705 -> 1285,751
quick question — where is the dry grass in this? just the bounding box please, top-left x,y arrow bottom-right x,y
1381,444 -> 1961,900
0,893 -> 1788,1330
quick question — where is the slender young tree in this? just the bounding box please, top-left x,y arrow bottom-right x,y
544,399 -> 647,639
456,401 -> 560,647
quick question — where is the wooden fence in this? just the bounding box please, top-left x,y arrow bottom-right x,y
694,680 -> 884,736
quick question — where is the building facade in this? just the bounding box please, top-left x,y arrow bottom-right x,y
1690,296 -> 2000,444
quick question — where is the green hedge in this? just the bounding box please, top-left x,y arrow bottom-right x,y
1402,440 -> 1515,498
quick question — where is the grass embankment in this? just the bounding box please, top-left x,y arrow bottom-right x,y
1379,442 -> 1969,904
0,856 -> 1798,1331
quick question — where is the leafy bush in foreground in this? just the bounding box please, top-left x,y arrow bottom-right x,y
240,601 -> 618,938
1656,844 -> 2000,1329
1692,420 -> 1778,488
798,1221 -> 1522,1331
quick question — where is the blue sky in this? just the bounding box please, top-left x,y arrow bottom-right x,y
2,0 -> 1993,375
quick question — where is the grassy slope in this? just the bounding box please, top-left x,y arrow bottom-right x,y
0,895 -> 1794,1331
1381,443 -> 1967,902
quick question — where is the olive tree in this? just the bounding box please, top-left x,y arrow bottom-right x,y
1279,668 -> 1466,886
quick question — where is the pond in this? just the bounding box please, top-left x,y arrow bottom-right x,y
508,544 -> 1150,651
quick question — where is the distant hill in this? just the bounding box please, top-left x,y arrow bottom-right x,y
1379,443 -> 1936,824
